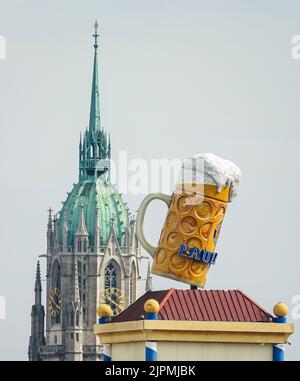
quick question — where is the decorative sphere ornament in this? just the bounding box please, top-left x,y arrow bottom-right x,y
97,304 -> 113,318
144,299 -> 160,314
273,302 -> 288,317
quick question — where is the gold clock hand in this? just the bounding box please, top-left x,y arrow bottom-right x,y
105,295 -> 113,305
52,300 -> 60,310
115,305 -> 123,314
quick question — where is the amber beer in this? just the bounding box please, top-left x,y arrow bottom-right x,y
136,183 -> 230,288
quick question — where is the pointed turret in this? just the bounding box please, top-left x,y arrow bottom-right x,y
124,207 -> 130,249
47,207 -> 53,254
65,257 -> 83,361
108,213 -> 117,241
145,261 -> 152,293
75,204 -> 89,254
79,133 -> 82,155
108,132 -> 111,159
62,207 -> 68,252
76,204 -> 89,237
34,261 -> 42,305
53,214 -> 59,251
28,261 -> 46,361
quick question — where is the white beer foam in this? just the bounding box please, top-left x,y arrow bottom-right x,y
179,153 -> 242,202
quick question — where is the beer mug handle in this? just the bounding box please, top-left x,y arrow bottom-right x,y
136,193 -> 172,258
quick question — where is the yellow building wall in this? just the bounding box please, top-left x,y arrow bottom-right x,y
112,342 -> 145,361
158,342 -> 273,361
111,342 -> 273,361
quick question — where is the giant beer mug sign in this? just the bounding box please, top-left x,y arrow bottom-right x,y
136,153 -> 241,288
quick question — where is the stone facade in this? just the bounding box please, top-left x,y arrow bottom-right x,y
28,22 -> 142,361
37,217 -> 141,361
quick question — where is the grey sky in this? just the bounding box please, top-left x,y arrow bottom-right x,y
0,0 -> 299,360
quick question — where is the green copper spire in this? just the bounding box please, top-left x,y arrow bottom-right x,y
89,20 -> 100,132
58,23 -> 130,249
79,21 -> 110,181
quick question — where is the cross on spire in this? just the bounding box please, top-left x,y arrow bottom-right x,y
79,21 -> 111,182
93,20 -> 99,51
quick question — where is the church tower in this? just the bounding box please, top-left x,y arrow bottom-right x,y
28,261 -> 46,361
28,22 -> 141,361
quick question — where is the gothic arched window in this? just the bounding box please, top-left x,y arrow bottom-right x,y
52,260 -> 61,289
105,261 -> 118,290
51,260 -> 61,324
70,311 -> 74,326
104,260 -> 121,313
77,239 -> 82,253
83,238 -> 87,253
90,144 -> 95,159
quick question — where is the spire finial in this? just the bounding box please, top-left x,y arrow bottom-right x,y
36,260 -> 41,281
47,207 -> 53,222
34,260 -> 42,305
63,207 -> 68,252
145,260 -> 152,292
76,202 -> 89,237
79,202 -> 85,222
79,202 -> 85,216
93,20 -> 99,51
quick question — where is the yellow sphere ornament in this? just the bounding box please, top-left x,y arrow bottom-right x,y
97,304 -> 113,318
144,299 -> 160,314
273,302 -> 288,317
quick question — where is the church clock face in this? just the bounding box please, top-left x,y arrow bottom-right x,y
103,288 -> 124,316
48,288 -> 62,317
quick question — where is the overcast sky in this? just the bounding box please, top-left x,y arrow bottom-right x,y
0,0 -> 299,360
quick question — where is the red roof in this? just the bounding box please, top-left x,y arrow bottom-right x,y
113,289 -> 274,323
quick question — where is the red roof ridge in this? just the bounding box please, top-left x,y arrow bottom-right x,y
159,288 -> 175,311
236,289 -> 274,319
111,288 -> 274,323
